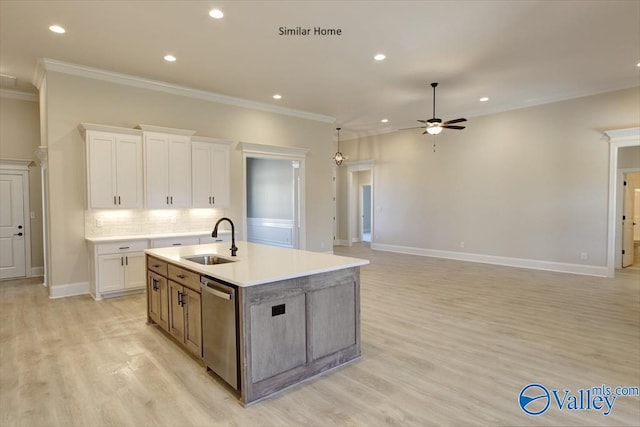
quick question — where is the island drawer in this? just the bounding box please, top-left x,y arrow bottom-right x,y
168,264 -> 201,292
147,256 -> 168,276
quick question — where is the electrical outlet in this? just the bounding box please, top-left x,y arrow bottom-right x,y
30,211 -> 36,219
580,252 -> 588,261
96,218 -> 103,227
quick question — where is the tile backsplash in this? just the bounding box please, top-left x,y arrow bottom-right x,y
85,208 -> 227,238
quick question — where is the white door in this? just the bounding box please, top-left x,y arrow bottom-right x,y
115,135 -> 143,208
144,134 -> 170,208
191,142 -> 214,207
622,178 -> 634,267
124,252 -> 146,289
168,136 -> 191,208
98,254 -> 125,293
0,174 -> 26,279
211,144 -> 230,207
87,132 -> 117,208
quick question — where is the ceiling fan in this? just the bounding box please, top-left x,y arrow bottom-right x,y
408,82 -> 467,135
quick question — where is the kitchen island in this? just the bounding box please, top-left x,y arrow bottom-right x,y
144,241 -> 369,405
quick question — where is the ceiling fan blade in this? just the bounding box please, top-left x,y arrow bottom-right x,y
443,118 -> 467,125
417,120 -> 428,124
442,125 -> 465,130
400,126 -> 426,130
422,130 -> 429,135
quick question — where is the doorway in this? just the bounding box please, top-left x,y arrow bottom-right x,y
241,142 -> 307,250
606,128 -> 640,277
346,161 -> 374,246
360,184 -> 372,242
0,159 -> 32,280
622,172 -> 640,268
245,157 -> 299,248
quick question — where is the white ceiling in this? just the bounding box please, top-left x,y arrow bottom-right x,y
1,0 -> 639,138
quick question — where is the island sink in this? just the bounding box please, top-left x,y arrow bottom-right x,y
183,254 -> 236,265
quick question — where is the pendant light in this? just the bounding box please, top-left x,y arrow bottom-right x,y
333,127 -> 344,166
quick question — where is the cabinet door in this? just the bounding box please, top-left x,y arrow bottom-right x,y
148,272 -> 169,330
191,142 -> 214,208
168,136 -> 191,208
308,282 -> 356,360
87,132 -> 117,208
98,254 -> 124,293
211,143 -> 230,207
144,133 -> 170,208
124,252 -> 146,290
191,141 -> 230,208
183,288 -> 202,357
115,135 -> 143,208
250,294 -> 306,382
168,281 -> 185,343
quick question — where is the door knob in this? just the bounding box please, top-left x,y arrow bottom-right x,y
13,232 -> 23,236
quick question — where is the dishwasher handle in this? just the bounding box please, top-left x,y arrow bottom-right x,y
201,279 -> 235,301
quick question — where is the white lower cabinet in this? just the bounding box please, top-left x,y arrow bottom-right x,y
88,240 -> 148,300
98,252 -> 146,293
88,233 -> 226,299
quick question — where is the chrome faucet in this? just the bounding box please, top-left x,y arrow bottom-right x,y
212,217 -> 238,256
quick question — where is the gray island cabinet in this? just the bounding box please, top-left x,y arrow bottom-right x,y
144,241 -> 368,405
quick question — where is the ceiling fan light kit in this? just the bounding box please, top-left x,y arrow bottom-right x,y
413,82 -> 467,137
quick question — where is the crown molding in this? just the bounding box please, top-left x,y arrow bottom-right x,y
238,141 -> 310,158
38,58 -> 335,124
604,127 -> 640,142
136,124 -> 196,136
0,89 -> 38,102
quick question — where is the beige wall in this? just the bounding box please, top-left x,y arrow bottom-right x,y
42,71 -> 334,290
338,87 -> 640,268
0,95 -> 44,272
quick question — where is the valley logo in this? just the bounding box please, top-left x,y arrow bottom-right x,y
518,383 -> 639,416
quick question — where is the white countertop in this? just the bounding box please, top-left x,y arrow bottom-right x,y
85,230 -> 230,243
145,241 -> 369,287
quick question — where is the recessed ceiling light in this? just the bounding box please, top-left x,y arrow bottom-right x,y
49,25 -> 65,34
209,9 -> 224,19
637,62 -> 640,68
381,119 -> 389,123
479,97 -> 489,102
164,55 -> 177,62
374,54 -> 386,61
273,94 -> 282,100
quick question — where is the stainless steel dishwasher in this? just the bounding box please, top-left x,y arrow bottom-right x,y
200,276 -> 238,390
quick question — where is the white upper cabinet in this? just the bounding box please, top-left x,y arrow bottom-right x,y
80,123 -> 143,209
139,125 -> 195,209
191,136 -> 232,208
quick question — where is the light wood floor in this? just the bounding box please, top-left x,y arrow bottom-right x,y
1,244 -> 639,426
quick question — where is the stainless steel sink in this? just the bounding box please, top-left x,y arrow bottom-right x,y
183,255 -> 236,265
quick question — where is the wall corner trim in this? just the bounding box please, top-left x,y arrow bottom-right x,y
371,243 -> 609,277
39,58 -> 335,124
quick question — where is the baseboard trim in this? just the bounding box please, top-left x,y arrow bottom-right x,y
49,281 -> 89,299
29,266 -> 44,277
333,239 -> 350,246
371,243 -> 608,277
